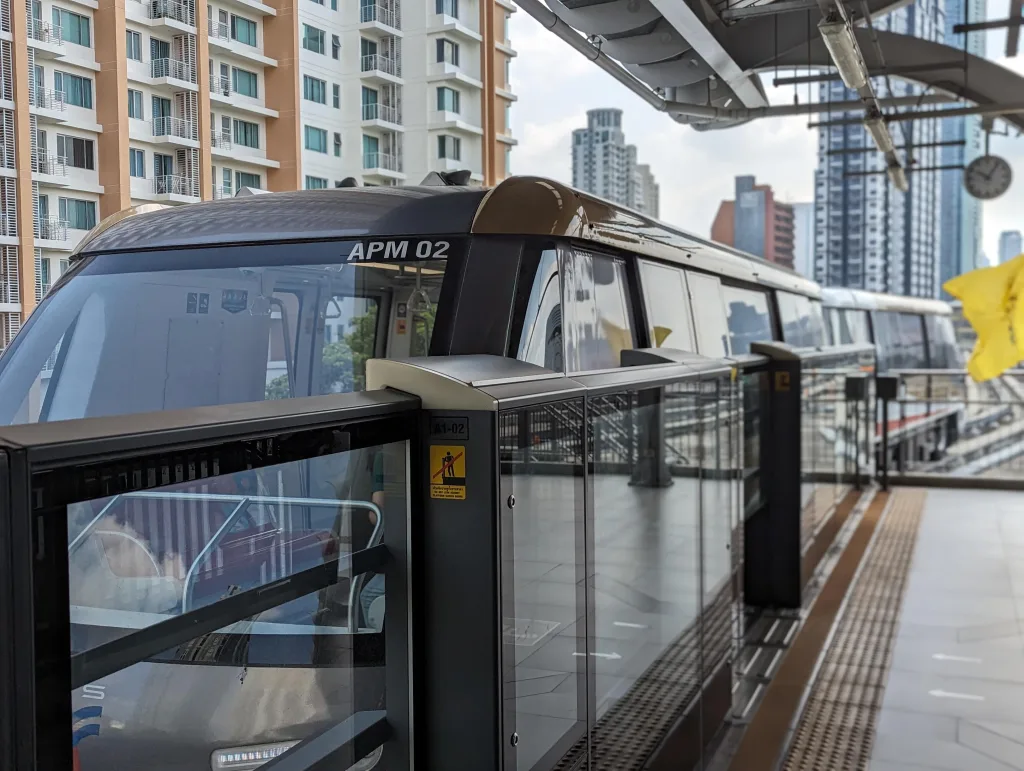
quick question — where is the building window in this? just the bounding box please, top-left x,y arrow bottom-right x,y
233,118 -> 260,148
232,67 -> 258,97
231,15 -> 258,46
436,38 -> 459,66
54,71 -> 92,109
56,134 -> 94,170
436,0 -> 458,16
505,146 -> 511,175
504,102 -> 511,132
308,0 -> 324,5
52,7 -> 90,46
127,88 -> 143,119
125,30 -> 142,60
236,171 -> 261,189
303,75 -> 326,104
332,83 -> 340,108
436,86 -> 459,113
437,134 -> 461,160
304,125 -> 327,153
129,148 -> 145,178
305,175 -> 327,189
59,197 -> 97,230
331,34 -> 340,59
504,57 -> 510,85
333,132 -> 342,156
302,24 -> 325,53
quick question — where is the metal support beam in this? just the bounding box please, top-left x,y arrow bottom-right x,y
1010,0 -> 1023,57
808,102 -> 1024,127
826,139 -> 966,155
773,61 -> 966,86
668,93 -> 954,120
721,0 -> 818,21
844,164 -> 965,177
952,17 -> 1024,33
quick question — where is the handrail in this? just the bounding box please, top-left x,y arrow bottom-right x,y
181,496 -> 250,612
347,502 -> 384,632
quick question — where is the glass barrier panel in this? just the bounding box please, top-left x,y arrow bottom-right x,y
67,441 -> 407,771
587,383 -> 704,769
499,398 -> 587,771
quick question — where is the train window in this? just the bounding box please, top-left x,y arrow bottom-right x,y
721,285 -> 773,354
562,250 -> 635,372
898,313 -> 927,368
0,244 -> 450,424
844,309 -> 871,345
925,314 -> 960,369
516,248 -> 563,371
873,312 -> 901,371
777,292 -> 825,348
639,260 -> 695,352
685,271 -> 731,357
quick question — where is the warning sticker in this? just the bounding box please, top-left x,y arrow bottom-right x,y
430,445 -> 466,500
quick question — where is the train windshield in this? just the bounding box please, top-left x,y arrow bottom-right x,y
0,239 -> 449,425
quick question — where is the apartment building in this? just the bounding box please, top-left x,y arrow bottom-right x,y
0,0 -> 516,347
571,108 -> 658,217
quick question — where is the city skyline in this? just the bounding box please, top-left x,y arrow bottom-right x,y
710,174 -> 795,270
0,0 -> 517,347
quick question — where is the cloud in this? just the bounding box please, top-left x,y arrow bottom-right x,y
508,8 -> 1024,272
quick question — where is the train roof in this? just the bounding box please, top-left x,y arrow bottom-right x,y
820,287 -> 952,316
74,176 -> 818,298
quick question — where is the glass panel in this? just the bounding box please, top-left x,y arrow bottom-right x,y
562,250 -> 634,372
0,245 -> 450,424
686,271 -> 730,357
69,440 -> 406,769
721,285 -> 772,355
516,249 -> 563,371
777,292 -> 825,348
499,398 -> 585,771
639,260 -> 694,352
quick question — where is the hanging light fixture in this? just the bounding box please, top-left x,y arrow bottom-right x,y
818,18 -> 870,91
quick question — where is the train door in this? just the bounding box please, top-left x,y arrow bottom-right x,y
685,271 -> 731,357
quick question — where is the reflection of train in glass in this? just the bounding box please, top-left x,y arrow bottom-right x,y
0,174 -> 960,769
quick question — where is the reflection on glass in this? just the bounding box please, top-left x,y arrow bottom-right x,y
517,249 -> 563,371
721,285 -> 772,355
68,442 -> 405,771
500,400 -> 586,771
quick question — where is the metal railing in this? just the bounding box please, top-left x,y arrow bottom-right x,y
360,2 -> 401,28
32,153 -> 67,177
153,115 -> 196,140
361,102 -> 401,124
207,17 -> 229,38
30,87 -> 65,111
360,53 -> 401,77
37,216 -> 68,241
153,174 -> 197,196
27,18 -> 62,45
151,57 -> 196,83
0,213 -> 14,238
210,129 -> 232,149
150,0 -> 193,24
362,151 -> 402,172
211,73 -> 231,96
212,186 -> 233,199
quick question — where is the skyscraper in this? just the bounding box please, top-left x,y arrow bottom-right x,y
0,0 -> 517,348
813,0 -> 943,297
792,202 -> 814,278
711,175 -> 795,269
940,0 -> 986,289
571,108 -> 658,217
999,231 -> 1023,264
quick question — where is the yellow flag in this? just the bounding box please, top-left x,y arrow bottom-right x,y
943,253 -> 1024,382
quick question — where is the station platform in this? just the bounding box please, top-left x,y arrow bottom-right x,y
721,487 -> 1024,771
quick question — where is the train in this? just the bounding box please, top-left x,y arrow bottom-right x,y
0,173 -> 960,770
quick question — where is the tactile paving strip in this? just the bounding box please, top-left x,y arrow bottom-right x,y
781,488 -> 926,771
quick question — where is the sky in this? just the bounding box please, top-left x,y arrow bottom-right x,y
506,0 -> 1024,267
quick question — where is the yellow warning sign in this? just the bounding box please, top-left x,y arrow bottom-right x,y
430,445 -> 466,500
775,371 -> 791,392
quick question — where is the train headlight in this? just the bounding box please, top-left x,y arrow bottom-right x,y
211,741 -> 298,770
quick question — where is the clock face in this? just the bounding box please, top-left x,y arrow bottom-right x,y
964,155 -> 1012,200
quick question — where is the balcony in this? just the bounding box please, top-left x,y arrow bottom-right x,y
153,115 -> 199,145
149,0 -> 195,26
208,17 -> 229,40
359,3 -> 401,34
360,54 -> 402,83
362,151 -> 404,180
32,154 -> 69,184
361,102 -> 402,127
29,88 -> 68,123
37,217 -> 69,243
27,19 -> 65,57
211,74 -> 231,97
213,186 -> 234,199
436,0 -> 458,15
0,213 -> 16,239
153,174 -> 199,200
151,58 -> 196,85
210,129 -> 232,150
